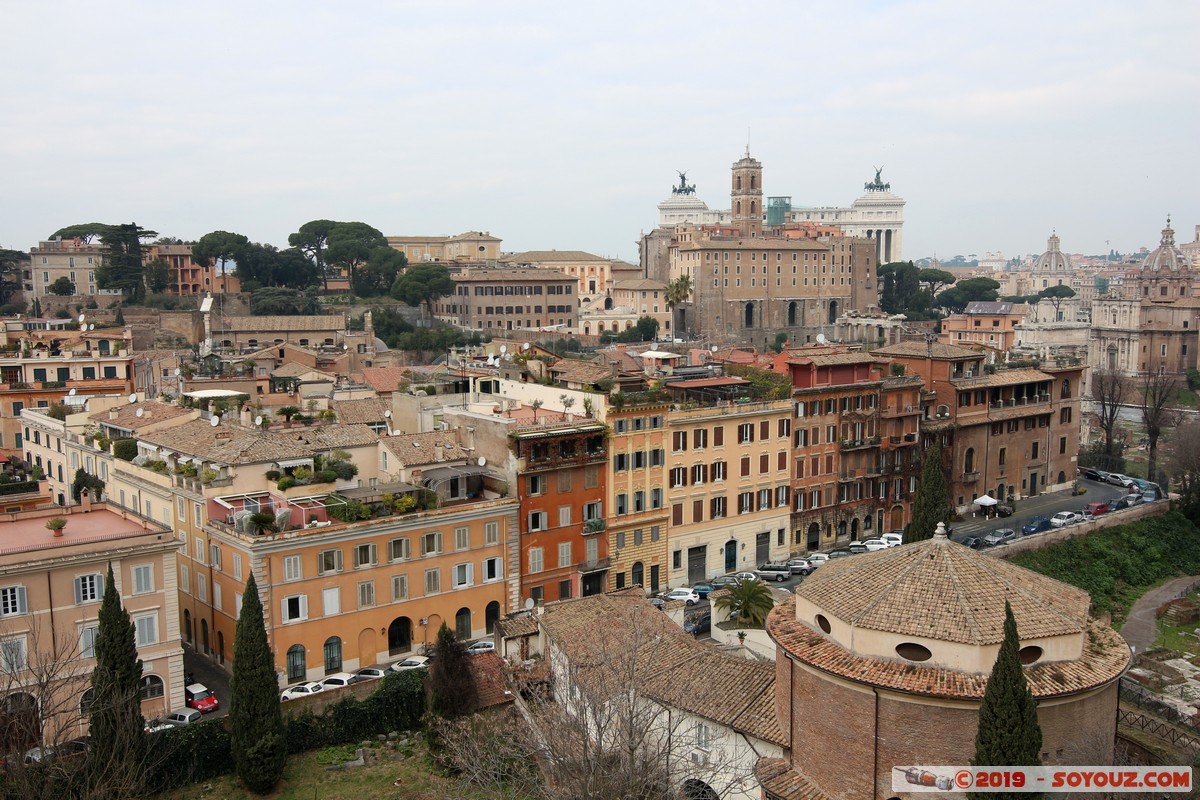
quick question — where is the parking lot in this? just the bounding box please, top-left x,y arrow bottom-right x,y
948,477 -> 1133,546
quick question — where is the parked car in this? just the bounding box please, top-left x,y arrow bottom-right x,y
1142,487 -> 1161,501
163,709 -> 202,726
280,681 -> 326,701
1079,467 -> 1102,480
1021,516 -> 1052,536
807,553 -> 830,567
880,533 -> 904,547
660,587 -> 701,605
708,575 -> 739,589
466,640 -> 496,655
754,563 -> 793,582
826,548 -> 854,559
320,672 -> 363,689
847,542 -> 869,554
24,737 -> 88,764
390,656 -> 430,672
983,528 -> 1017,546
731,571 -> 760,583
1050,511 -> 1082,528
145,720 -> 177,734
1086,501 -> 1110,515
957,536 -> 984,550
1107,473 -> 1135,487
185,683 -> 219,714
1079,509 -> 1095,522
1092,469 -> 1112,483
691,582 -> 714,598
354,666 -> 389,681
786,558 -> 816,575
861,538 -> 889,552
995,504 -> 1014,517
1111,495 -> 1140,511
683,613 -> 711,636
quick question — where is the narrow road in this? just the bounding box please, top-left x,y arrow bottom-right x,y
1120,575 -> 1200,653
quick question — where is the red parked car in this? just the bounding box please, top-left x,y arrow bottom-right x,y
185,683 -> 219,713
1085,501 -> 1109,515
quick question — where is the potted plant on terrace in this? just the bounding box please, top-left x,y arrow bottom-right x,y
45,517 -> 67,537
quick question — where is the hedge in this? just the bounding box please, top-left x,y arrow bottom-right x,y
143,669 -> 426,792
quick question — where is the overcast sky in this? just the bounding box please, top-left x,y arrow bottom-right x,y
2,1 -> 1197,263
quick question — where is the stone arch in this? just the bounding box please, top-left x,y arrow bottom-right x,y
682,778 -> 719,800
603,296 -> 613,310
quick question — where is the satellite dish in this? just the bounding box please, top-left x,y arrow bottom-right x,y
128,393 -> 137,404
174,368 -> 181,377
343,343 -> 348,351
383,409 -> 392,418
499,345 -> 507,354
710,344 -> 718,353
78,314 -> 86,324
135,408 -> 145,418
210,415 -> 220,427
524,598 -> 535,611
68,388 -> 76,396
88,323 -> 95,331
523,342 -> 530,351
254,415 -> 263,427
816,333 -> 827,344
477,456 -> 486,467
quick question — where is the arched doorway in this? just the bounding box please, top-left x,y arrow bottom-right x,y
1057,470 -> 1066,484
850,519 -> 859,540
216,631 -> 225,664
631,561 -> 644,587
286,645 -> 306,682
387,617 -> 412,656
603,296 -> 613,310
828,300 -> 838,324
184,609 -> 192,644
200,619 -> 209,654
682,778 -> 719,800
964,448 -> 975,473
455,608 -> 472,640
723,539 -> 737,572
485,601 -> 501,634
806,522 -> 820,550
744,302 -> 754,328
890,504 -> 905,531
1,693 -> 39,753
358,628 -> 377,667
323,636 -> 342,674
787,301 -> 797,326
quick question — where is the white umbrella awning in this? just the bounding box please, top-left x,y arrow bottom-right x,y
975,495 -> 999,507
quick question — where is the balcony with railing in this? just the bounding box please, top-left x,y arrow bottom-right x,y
880,404 -> 922,418
961,471 -> 980,483
577,556 -> 612,574
839,436 -> 881,451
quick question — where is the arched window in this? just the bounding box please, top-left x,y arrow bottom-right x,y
387,617 -> 412,656
1061,379 -> 1071,399
631,561 -> 644,587
455,608 -> 472,640
964,448 -> 975,473
837,521 -> 847,538
183,609 -> 192,644
744,302 -> 754,328
140,675 -> 164,700
736,176 -> 742,191
323,636 -> 342,674
851,519 -> 859,539
787,301 -> 797,327
286,644 -> 306,681
80,688 -> 95,716
485,601 -> 501,634
828,300 -> 839,324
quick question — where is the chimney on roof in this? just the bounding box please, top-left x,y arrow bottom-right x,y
240,405 -> 252,428
109,410 -> 118,420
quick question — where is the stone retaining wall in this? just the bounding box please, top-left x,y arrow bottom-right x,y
992,502 -> 1168,559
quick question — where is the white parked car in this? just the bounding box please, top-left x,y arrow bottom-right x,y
280,681 -> 325,701
880,533 -> 903,547
807,553 -> 830,566
660,587 -> 701,606
390,656 -> 430,672
1107,473 -> 1135,487
319,672 -> 362,689
354,666 -> 389,681
1050,511 -> 1082,528
163,709 -> 202,726
466,640 -> 496,654
861,539 -> 889,552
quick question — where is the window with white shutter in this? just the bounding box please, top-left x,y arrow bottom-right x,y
392,575 -> 408,600
132,565 -> 153,595
79,624 -> 99,658
134,613 -> 158,647
0,586 -> 27,616
358,581 -> 375,608
74,573 -> 104,605
283,555 -> 302,581
322,587 -> 340,616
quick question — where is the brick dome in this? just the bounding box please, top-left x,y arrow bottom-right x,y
1034,232 -> 1072,272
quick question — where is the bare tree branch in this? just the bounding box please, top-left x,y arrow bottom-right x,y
1091,369 -> 1128,459
1139,370 -> 1181,487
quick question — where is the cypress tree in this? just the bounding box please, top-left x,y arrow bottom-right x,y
907,437 -> 950,542
230,574 -> 287,794
86,563 -> 146,797
970,601 -> 1043,800
428,622 -> 478,719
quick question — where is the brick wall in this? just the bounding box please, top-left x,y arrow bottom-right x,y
788,658 -> 876,800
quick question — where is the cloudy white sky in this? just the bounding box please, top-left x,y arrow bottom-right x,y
2,1 -> 1197,263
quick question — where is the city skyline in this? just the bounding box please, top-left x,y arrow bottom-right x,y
2,1 -> 1197,263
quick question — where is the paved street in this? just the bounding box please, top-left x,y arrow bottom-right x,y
949,476 -> 1129,541
182,644 -> 231,720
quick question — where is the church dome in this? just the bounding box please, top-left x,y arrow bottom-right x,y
1034,232 -> 1072,272
1141,217 -> 1190,272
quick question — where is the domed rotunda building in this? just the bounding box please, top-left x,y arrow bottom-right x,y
758,527 -> 1130,800
1139,216 -> 1196,299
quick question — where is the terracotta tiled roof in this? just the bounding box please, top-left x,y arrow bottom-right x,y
331,398 -> 389,426
220,315 -> 345,332
788,352 -> 880,367
548,359 -> 612,385
873,341 -> 983,359
288,425 -> 379,449
358,366 -> 412,395
141,420 -> 377,464
496,612 -> 539,639
466,652 -> 514,710
795,535 -> 1090,645
611,279 -> 666,291
88,401 -> 194,431
768,598 -> 1129,701
756,758 -> 832,800
381,432 -> 469,467
272,362 -> 336,380
501,250 -> 606,263
538,593 -> 784,745
950,367 -> 1053,389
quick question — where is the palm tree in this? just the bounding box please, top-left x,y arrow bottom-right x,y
665,275 -> 693,337
713,579 -> 775,627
